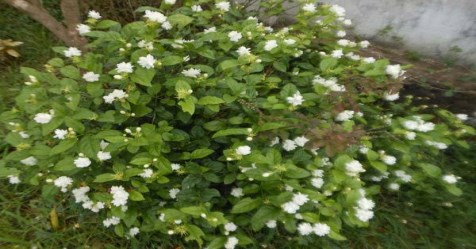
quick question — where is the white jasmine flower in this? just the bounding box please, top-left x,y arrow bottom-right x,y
292,192 -> 309,206
224,222 -> 237,232
34,112 -> 53,124
266,220 -> 277,228
335,110 -> 354,122
64,47 -> 81,57
204,27 -> 216,33
99,140 -> 109,150
103,216 -> 120,227
231,187 -> 244,198
294,136 -> 309,147
54,176 -> 73,192
164,0 -> 176,4
236,46 -> 251,56
343,19 -> 352,26
282,201 -> 300,214
20,156 -> 38,166
128,227 -> 140,237
362,57 -> 376,63
336,30 -> 346,37
456,114 -> 468,121
138,40 -> 154,50
216,1 -> 231,12
337,39 -> 350,46
359,40 -> 370,48
302,3 -> 316,12
74,156 -> 92,168
8,175 -> 20,184
381,155 -> 397,165
224,236 -> 239,249
144,10 -> 167,23
228,31 -> 242,42
235,146 -> 251,156
388,183 -> 400,191
331,49 -> 344,58
283,139 -> 297,151
76,24 -> 91,35
311,178 -> 324,188
88,10 -> 102,19
385,64 -> 405,79
313,223 -> 331,236
103,89 -> 128,104
359,146 -> 369,154
110,186 -> 129,207
394,170 -> 412,182
286,91 -> 304,106
355,209 -> 374,222
298,222 -> 314,235
345,160 -> 365,176
270,137 -> 280,146
72,186 -> 90,203
139,168 -> 154,178
53,129 -> 68,139
181,68 -> 201,78
82,72 -> 100,82
312,169 -> 324,177
384,92 -> 400,101
191,5 -> 203,12
357,198 -> 375,210
97,151 -> 111,161
425,141 -> 448,150
264,40 -> 278,51
405,131 -> 416,140
442,174 -> 458,184
116,62 -> 134,73
138,54 -> 156,69
161,21 -> 172,30
170,163 -> 182,171
169,188 -> 180,199
417,122 -> 435,132
330,5 -> 346,17
284,39 -> 296,45
19,131 -> 29,138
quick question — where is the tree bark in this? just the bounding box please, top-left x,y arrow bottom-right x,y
3,0 -> 87,50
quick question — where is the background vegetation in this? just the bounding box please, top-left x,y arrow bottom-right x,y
0,1 -> 475,248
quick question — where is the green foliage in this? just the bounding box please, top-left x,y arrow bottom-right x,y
0,1 -> 474,248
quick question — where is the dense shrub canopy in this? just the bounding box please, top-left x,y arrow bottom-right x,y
0,0 -> 473,248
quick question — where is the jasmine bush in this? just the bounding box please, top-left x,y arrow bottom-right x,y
0,1 -> 473,248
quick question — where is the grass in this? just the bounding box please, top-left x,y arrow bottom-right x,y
1,3 -> 476,249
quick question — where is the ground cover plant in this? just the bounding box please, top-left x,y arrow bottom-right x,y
0,0 -> 474,248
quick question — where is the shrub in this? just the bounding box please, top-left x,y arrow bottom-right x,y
0,1 -> 473,248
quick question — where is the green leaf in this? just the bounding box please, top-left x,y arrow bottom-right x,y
251,206 -> 280,231
320,57 -> 338,71
328,231 -> 347,241
445,185 -> 462,196
212,128 -> 249,138
180,206 -> 207,216
129,190 -> 145,201
273,61 -> 287,72
93,173 -> 117,183
96,20 -> 120,29
286,167 -> 311,178
190,148 -> 214,159
207,237 -> 226,249
130,67 -> 155,86
185,224 -> 205,246
219,60 -> 239,71
178,97 -> 195,115
256,122 -> 287,131
51,139 -> 76,155
370,160 -> 387,172
162,56 -> 183,66
418,163 -> 441,178
60,65 -> 80,80
198,96 -> 224,105
168,14 -> 193,29
231,197 -> 262,214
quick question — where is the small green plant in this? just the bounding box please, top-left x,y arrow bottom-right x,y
0,1 -> 473,248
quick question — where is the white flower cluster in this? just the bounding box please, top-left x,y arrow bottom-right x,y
103,216 -> 121,227
313,75 -> 346,92
425,141 -> 448,150
54,176 -> 73,192
385,64 -> 405,79
442,174 -> 459,184
282,192 -> 309,214
103,89 -> 128,104
235,145 -> 251,156
282,136 -> 309,151
354,197 -> 375,222
231,187 -> 243,198
74,154 -> 92,168
110,186 -> 129,207
20,156 -> 38,166
297,222 -> 331,237
76,24 -> 91,35
311,169 -> 325,189
335,110 -> 355,122
34,110 -> 54,124
72,186 -> 105,213
402,116 -> 435,132
169,188 -> 180,199
82,72 -> 100,82
394,170 -> 412,182
144,10 -> 171,29
345,160 -> 365,176
286,91 -> 304,107
216,1 -> 231,12
64,47 -> 81,58
138,54 -> 156,69
182,68 -> 201,78
224,236 -> 238,249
